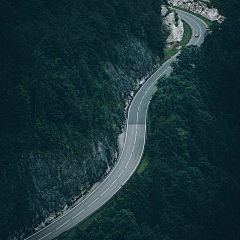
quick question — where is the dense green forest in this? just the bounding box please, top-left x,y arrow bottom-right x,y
0,0 -> 165,165
62,0 -> 240,239
0,0 -> 166,239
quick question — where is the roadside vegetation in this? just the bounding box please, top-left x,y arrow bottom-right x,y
60,0 -> 240,239
161,18 -> 192,64
136,151 -> 150,174
180,20 -> 192,45
0,0 -> 165,166
173,6 -> 215,27
0,0 -> 166,238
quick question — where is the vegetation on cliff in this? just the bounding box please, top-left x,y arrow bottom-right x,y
0,0 -> 166,238
61,0 -> 240,239
0,0 -> 165,165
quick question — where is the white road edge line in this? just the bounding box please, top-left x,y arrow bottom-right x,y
72,210 -> 84,220
24,12 -> 187,240
122,100 -> 151,186
175,8 -> 208,28
56,220 -> 70,230
178,13 -> 195,45
24,11 -> 205,240
120,10 -> 205,188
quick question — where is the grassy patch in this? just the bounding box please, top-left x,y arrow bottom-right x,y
173,6 -> 216,27
59,227 -> 78,240
160,17 -> 192,64
79,210 -> 103,231
160,48 -> 179,64
180,20 -> 192,46
137,151 -> 150,174
59,209 -> 105,240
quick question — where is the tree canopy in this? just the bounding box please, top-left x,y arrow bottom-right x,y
0,0 -> 166,238
0,0 -> 165,165
65,1 -> 240,239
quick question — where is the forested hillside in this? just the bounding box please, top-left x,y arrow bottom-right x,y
0,0 -> 164,165
0,0 -> 165,239
63,0 -> 240,239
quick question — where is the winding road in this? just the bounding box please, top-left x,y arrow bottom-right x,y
24,10 -> 207,240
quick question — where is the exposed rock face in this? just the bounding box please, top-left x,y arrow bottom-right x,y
0,136 -> 117,240
0,39 -> 160,240
105,40 -> 160,101
168,0 -> 225,23
162,5 -> 184,43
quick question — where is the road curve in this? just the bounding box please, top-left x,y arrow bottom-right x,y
24,10 -> 207,240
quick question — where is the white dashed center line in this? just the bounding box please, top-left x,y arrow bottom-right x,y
72,210 -> 84,220
100,188 -> 109,197
39,232 -> 52,240
118,170 -> 124,178
88,198 -> 99,208
110,179 -> 117,187
56,220 -> 70,230
132,146 -> 135,153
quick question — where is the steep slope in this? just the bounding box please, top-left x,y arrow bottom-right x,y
168,0 -> 225,22
60,1 -> 240,240
0,0 -> 166,239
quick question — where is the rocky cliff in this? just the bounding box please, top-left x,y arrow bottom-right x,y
162,5 -> 184,43
0,38 -> 160,240
105,40 -> 160,100
0,0 -> 167,238
168,0 -> 225,23
1,136 -> 116,239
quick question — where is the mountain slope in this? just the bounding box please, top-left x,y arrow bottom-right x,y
0,0 -> 166,239
60,1 -> 240,240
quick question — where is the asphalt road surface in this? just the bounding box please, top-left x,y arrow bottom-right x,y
24,10 -> 207,240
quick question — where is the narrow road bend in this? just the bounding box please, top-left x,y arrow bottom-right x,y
24,10 -> 207,240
